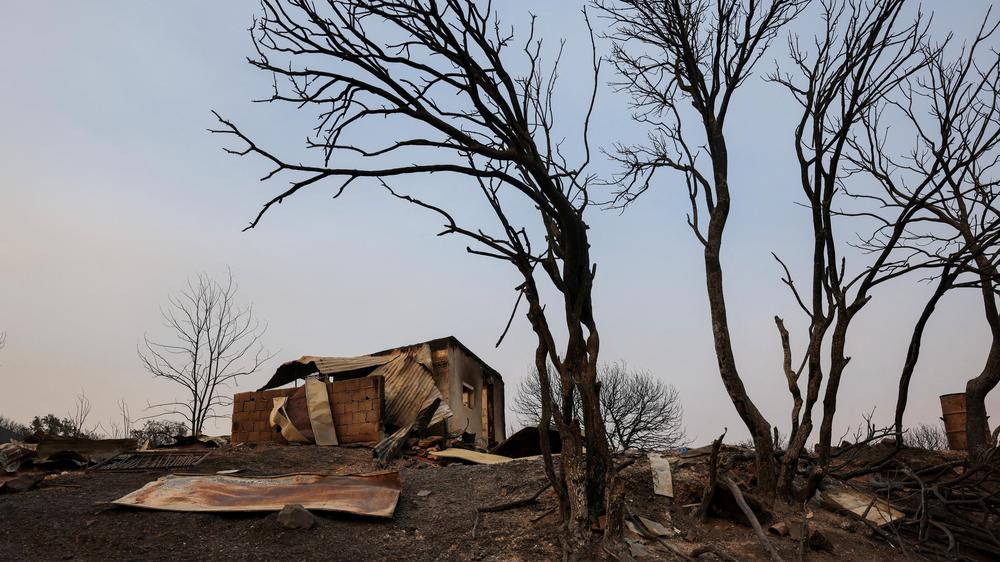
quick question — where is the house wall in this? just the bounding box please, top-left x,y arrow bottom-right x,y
491,378 -> 506,443
446,341 -> 486,444
231,376 -> 384,444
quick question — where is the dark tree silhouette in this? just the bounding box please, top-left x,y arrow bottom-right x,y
849,14 -> 1000,461
598,0 -> 808,501
907,422 -> 948,452
213,0 -> 622,552
767,0 -> 929,497
514,362 -> 687,451
139,271 -> 270,436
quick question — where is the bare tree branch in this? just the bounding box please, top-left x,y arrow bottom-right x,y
138,270 -> 272,435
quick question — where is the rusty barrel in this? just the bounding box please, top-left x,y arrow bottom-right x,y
939,393 -> 967,451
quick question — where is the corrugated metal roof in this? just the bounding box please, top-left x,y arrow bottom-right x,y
259,354 -> 397,390
307,354 -> 397,376
370,349 -> 453,427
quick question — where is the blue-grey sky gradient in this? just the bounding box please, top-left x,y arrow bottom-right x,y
0,1 -> 996,443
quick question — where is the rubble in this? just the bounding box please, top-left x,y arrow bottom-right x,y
34,436 -> 136,462
0,441 -> 37,473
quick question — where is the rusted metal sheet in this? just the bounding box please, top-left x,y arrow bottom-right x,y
92,451 -> 210,471
112,471 -> 401,518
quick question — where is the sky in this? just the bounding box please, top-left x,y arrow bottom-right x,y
0,1 -> 997,445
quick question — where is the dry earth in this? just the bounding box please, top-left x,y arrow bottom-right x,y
0,443 -> 940,561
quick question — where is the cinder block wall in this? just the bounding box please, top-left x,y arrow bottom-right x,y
231,376 -> 384,444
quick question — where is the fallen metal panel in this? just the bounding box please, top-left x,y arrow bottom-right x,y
429,449 -> 512,464
821,489 -> 904,526
92,451 -> 211,471
627,515 -> 674,538
649,453 -> 674,498
305,379 -> 338,446
112,472 -> 401,518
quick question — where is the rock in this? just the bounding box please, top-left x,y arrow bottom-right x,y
807,528 -> 834,552
839,520 -> 855,532
626,539 -> 658,560
789,523 -> 834,552
416,490 -> 432,497
276,504 -> 315,530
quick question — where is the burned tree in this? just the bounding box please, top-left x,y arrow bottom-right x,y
599,0 -> 808,500
850,15 -> 1000,461
514,362 -> 687,451
69,391 -> 92,438
214,0 -> 621,553
767,0 -> 929,496
139,271 -> 269,436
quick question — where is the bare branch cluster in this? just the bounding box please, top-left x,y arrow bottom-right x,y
845,12 -> 1000,459
514,362 -> 687,452
69,391 -> 92,438
139,270 -> 271,436
216,1 -> 620,549
599,0 -> 809,500
757,0 -> 935,498
906,422 -> 948,452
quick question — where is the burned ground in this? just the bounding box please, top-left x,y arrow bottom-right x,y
0,443 -> 954,561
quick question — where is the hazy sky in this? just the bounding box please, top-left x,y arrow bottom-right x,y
1,1 -> 996,444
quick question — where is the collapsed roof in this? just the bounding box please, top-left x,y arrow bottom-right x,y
262,343 -> 453,433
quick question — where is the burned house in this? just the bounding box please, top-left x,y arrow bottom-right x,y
231,336 -> 505,448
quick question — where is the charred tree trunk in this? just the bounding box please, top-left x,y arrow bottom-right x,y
600,0 -> 809,503
966,343 -> 1000,460
967,261 -> 1000,461
215,1 -> 620,555
895,269 -> 956,444
706,243 -> 778,498
817,311 -> 853,466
